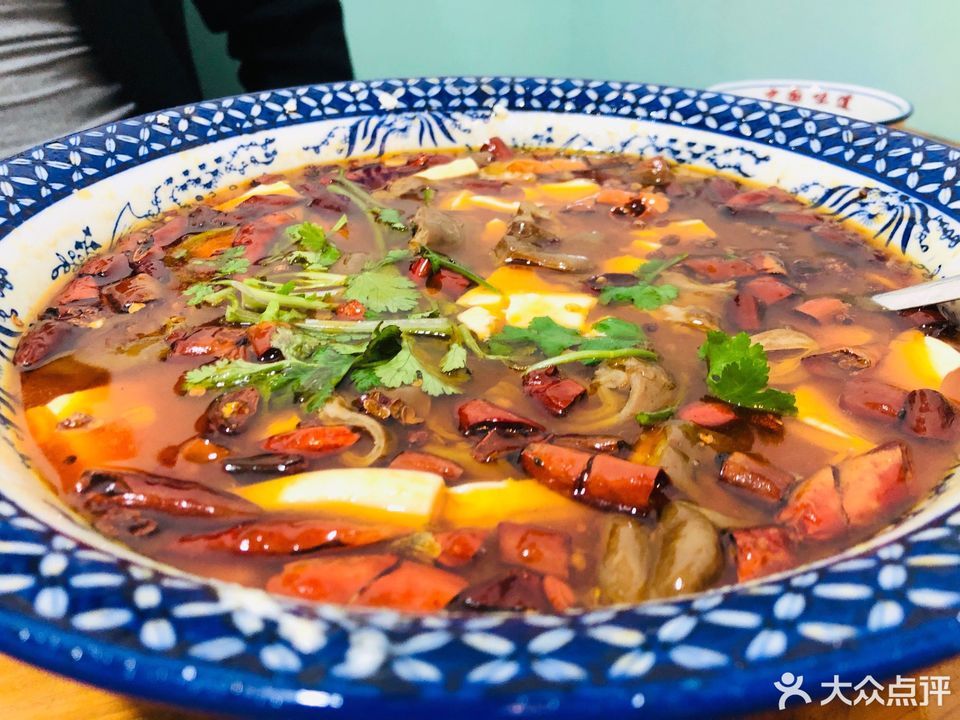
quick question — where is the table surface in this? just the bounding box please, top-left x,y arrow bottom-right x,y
0,652 -> 956,720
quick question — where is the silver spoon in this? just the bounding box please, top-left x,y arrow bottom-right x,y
872,276 -> 960,312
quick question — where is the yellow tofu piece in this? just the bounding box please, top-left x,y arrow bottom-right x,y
456,266 -> 568,310
925,335 -> 960,379
874,330 -> 954,391
523,179 -> 600,203
214,181 -> 300,212
457,306 -> 500,340
794,385 -> 873,453
471,195 -> 521,213
632,238 -> 662,253
45,386 -> 111,420
413,157 -> 479,180
455,287 -> 507,310
443,190 -> 520,214
442,479 -> 582,528
38,386 -> 155,436
484,266 -> 566,294
631,220 -> 716,249
504,292 -> 597,330
442,190 -> 473,211
456,265 -> 593,337
25,400 -> 138,483
602,255 -> 646,274
237,468 -> 445,528
480,218 -> 508,244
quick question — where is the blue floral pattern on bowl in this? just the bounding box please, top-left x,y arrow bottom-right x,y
0,77 -> 958,718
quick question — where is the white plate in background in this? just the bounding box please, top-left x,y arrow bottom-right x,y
710,79 -> 913,124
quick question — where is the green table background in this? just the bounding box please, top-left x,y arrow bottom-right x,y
185,0 -> 958,140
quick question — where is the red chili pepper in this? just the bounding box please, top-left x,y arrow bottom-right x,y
678,400 -> 739,428
519,443 -> 663,513
354,561 -> 468,612
267,554 -> 397,602
732,526 -> 794,582
543,575 -> 576,611
480,136 -> 513,160
389,451 -> 464,483
684,256 -> 757,282
435,529 -> 487,567
741,276 -> 796,305
794,297 -> 851,324
719,452 -> 794,502
232,211 -> 294,261
334,300 -> 367,320
778,465 -> 847,541
263,425 -> 361,454
180,520 -> 403,555
497,522 -> 571,579
409,257 -> 432,280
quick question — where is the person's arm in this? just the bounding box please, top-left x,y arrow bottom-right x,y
192,0 -> 354,91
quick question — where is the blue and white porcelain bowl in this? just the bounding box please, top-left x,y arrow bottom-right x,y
0,77 -> 958,718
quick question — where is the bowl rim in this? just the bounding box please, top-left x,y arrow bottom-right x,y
0,75 -> 959,718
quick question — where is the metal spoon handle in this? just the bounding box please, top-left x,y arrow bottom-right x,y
872,275 -> 960,311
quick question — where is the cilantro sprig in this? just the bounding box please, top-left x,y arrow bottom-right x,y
698,330 -> 797,414
599,254 -> 686,310
328,177 -> 409,254
183,246 -> 252,306
281,218 -> 345,270
184,321 -> 465,409
343,257 -> 421,313
354,338 -> 460,396
487,316 -> 655,371
183,346 -> 356,412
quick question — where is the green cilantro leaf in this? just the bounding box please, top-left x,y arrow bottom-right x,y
487,317 -> 583,357
487,316 -> 649,359
214,246 -> 252,276
635,253 -> 688,282
284,220 -> 342,269
579,317 -> 647,352
183,282 -> 217,306
599,282 -> 678,310
344,266 -> 420,313
292,347 -> 358,411
350,366 -> 380,393
374,207 -> 408,231
373,340 -> 459,396
352,324 -> 403,369
181,347 -> 356,412
366,248 -> 414,270
439,342 -> 467,373
636,405 -> 677,426
698,330 -> 797,414
188,244 -> 250,277
598,253 -> 686,311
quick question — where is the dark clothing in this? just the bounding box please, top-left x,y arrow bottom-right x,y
69,0 -> 353,111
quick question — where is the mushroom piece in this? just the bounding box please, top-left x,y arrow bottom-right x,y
411,206 -> 464,249
494,203 -> 592,272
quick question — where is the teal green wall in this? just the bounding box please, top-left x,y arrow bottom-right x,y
187,0 -> 958,139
